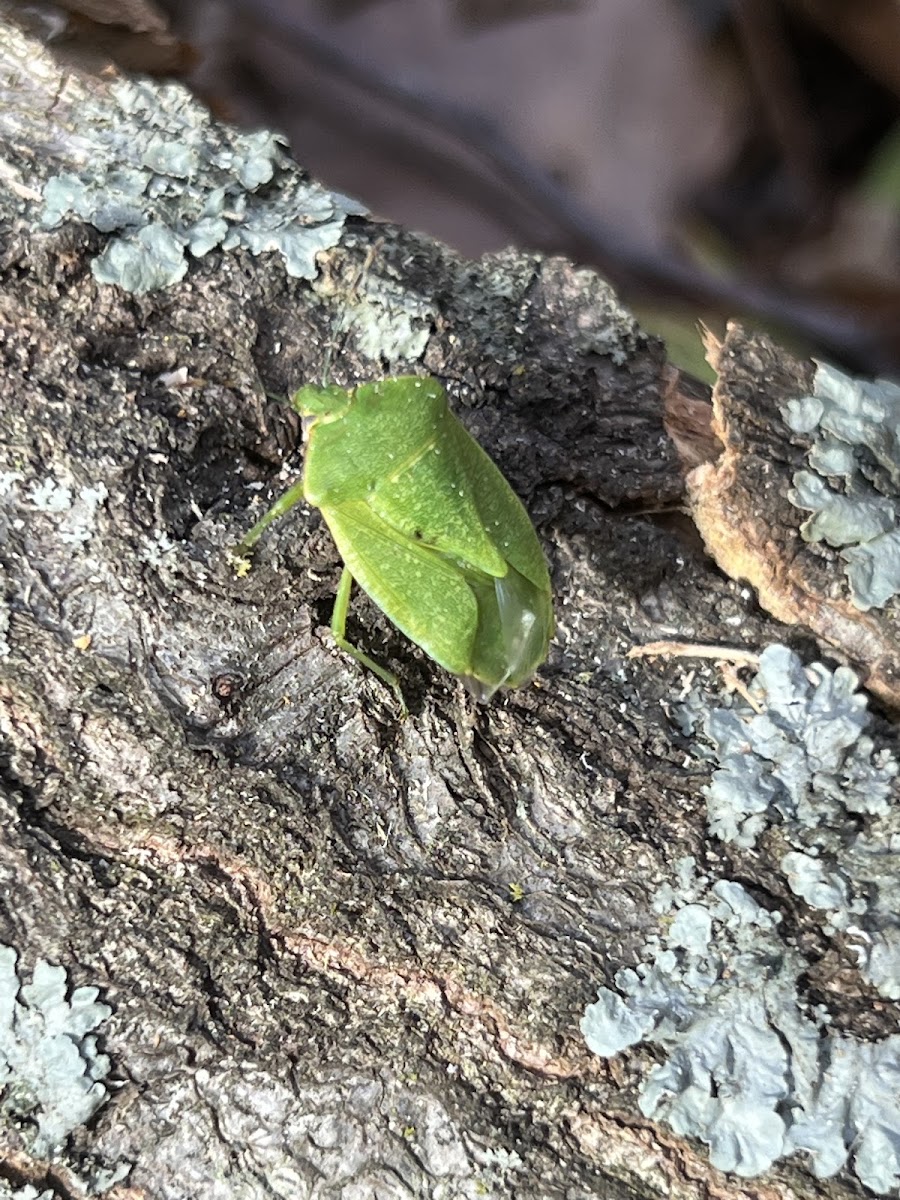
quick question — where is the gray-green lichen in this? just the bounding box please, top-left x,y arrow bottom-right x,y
24,473 -> 108,545
0,467 -> 109,551
583,647 -> 900,1190
784,362 -> 900,608
337,276 -> 435,362
0,945 -> 112,1155
703,644 -> 899,997
40,80 -> 366,293
581,857 -> 900,1192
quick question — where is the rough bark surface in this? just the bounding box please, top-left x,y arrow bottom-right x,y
0,9 -> 895,1200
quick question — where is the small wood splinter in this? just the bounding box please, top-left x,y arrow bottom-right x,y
628,641 -> 764,711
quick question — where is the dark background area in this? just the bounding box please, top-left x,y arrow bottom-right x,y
21,0 -> 900,376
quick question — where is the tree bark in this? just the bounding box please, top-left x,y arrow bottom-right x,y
1,7 -> 895,1199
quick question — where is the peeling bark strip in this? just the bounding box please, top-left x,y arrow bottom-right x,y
1,9 -> 897,1200
688,324 -> 900,708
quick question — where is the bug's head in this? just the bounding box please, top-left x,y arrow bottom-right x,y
291,384 -> 353,436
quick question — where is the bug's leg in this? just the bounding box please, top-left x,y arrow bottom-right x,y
235,478 -> 307,556
331,567 -> 408,716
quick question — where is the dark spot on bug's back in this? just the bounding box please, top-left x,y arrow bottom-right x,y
413,530 -> 423,540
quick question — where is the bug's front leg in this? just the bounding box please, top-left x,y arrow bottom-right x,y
235,478 -> 307,557
330,567 -> 408,716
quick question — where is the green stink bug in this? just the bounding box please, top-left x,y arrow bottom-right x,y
238,376 -> 553,705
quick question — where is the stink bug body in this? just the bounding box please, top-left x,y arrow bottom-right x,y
238,376 -> 553,706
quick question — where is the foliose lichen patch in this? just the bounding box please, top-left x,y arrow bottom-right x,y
581,857 -> 900,1192
784,363 -> 900,609
0,944 -> 112,1155
582,646 -> 900,1192
704,644 -> 899,996
40,79 -> 366,293
337,274 -> 435,363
